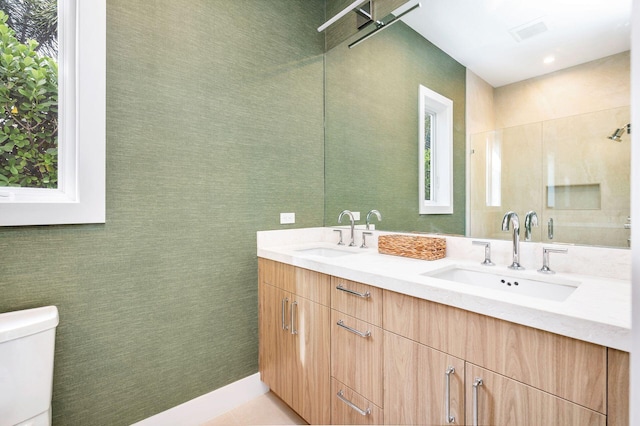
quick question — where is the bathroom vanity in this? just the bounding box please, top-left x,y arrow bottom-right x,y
257,228 -> 630,425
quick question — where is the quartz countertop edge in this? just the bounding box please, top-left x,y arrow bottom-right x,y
257,241 -> 631,352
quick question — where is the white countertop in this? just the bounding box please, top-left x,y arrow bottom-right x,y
257,228 -> 631,352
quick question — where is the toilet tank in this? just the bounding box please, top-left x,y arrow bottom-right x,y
0,306 -> 59,426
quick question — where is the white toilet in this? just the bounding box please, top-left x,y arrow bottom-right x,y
0,306 -> 59,426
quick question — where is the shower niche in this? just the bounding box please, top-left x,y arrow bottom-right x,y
469,106 -> 630,248
546,183 -> 601,210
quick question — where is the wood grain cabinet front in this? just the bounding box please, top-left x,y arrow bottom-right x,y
259,259 -> 629,426
384,331 -> 465,425
258,259 -> 331,425
608,349 -> 630,426
331,310 -> 384,408
466,363 -> 606,426
331,378 -> 383,425
383,289 -> 608,415
331,276 -> 382,326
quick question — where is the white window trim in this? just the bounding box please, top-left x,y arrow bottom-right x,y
0,0 -> 105,226
419,85 -> 453,215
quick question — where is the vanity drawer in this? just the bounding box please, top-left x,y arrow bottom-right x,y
383,289 -> 607,413
331,378 -> 382,425
331,277 -> 382,326
259,258 -> 330,305
259,258 -> 294,291
331,310 -> 383,407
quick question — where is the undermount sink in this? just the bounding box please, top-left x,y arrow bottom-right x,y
296,247 -> 357,258
423,266 -> 580,302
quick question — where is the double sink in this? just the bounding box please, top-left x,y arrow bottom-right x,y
295,246 -> 579,302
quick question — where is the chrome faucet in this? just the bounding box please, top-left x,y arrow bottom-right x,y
524,211 -> 539,241
366,209 -> 382,230
472,240 -> 494,266
338,210 -> 356,247
538,247 -> 568,274
501,211 -> 524,270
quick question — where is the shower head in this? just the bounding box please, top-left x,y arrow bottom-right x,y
608,127 -> 625,141
608,123 -> 630,142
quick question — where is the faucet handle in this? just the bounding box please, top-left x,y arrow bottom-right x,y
538,247 -> 568,274
472,240 -> 495,266
334,229 -> 344,245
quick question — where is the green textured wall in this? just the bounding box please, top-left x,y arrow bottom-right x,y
0,1 -> 324,424
324,23 -> 466,234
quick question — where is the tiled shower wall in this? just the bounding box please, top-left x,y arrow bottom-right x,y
467,52 -> 630,247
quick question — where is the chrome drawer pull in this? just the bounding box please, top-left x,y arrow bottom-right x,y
281,298 -> 289,331
472,378 -> 483,426
445,366 -> 455,424
337,390 -> 371,416
337,319 -> 371,338
336,284 -> 371,298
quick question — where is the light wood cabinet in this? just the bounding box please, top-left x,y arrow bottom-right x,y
258,259 -> 331,424
465,363 -> 606,426
607,349 -> 630,426
383,289 -> 607,414
331,310 -> 384,407
258,281 -> 293,405
331,277 -> 382,327
259,259 -> 629,426
384,331 -> 465,425
330,276 -> 384,422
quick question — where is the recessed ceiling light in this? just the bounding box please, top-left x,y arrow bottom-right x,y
543,55 -> 555,64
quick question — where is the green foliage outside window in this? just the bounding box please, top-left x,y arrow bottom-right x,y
0,10 -> 57,188
424,112 -> 432,201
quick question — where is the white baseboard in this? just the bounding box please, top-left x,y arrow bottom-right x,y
131,373 -> 269,426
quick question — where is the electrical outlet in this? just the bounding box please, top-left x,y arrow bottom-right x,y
352,211 -> 361,221
280,212 -> 295,224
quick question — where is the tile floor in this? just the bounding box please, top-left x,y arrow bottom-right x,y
201,392 -> 307,426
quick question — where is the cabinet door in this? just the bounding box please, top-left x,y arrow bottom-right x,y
258,282 -> 293,406
291,295 -> 331,424
331,310 -> 384,407
385,332 -> 465,425
465,364 -> 606,426
607,349 -> 630,426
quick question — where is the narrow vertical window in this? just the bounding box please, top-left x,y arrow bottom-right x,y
424,112 -> 434,201
419,85 -> 453,215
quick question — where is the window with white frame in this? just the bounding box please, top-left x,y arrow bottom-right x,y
418,84 -> 453,214
0,0 -> 105,226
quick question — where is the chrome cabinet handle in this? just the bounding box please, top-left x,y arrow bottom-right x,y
337,390 -> 371,416
548,218 -> 554,240
445,366 -> 455,424
337,319 -> 371,338
473,378 -> 483,426
281,298 -> 289,331
290,301 -> 298,335
336,284 -> 371,298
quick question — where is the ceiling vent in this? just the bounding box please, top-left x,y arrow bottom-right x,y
509,18 -> 549,42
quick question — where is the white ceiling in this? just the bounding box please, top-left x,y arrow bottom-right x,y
393,0 -> 632,87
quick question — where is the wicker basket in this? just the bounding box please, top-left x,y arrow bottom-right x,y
378,234 -> 446,261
